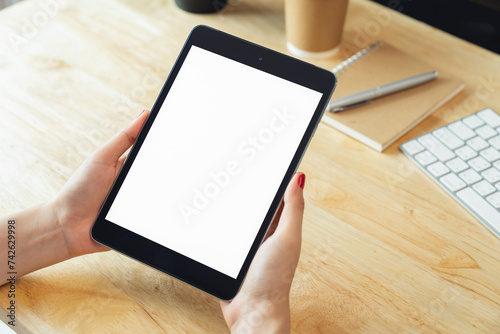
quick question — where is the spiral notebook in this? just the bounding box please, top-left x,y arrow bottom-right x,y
322,41 -> 465,152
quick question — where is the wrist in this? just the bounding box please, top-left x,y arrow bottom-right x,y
1,201 -> 71,282
230,298 -> 291,334
26,201 -> 73,268
45,199 -> 73,258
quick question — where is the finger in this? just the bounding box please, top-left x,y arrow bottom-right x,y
263,199 -> 284,242
114,155 -> 127,177
92,110 -> 149,165
274,172 -> 305,239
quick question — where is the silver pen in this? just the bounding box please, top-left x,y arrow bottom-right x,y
328,71 -> 438,112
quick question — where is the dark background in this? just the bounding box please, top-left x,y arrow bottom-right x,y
371,0 -> 500,54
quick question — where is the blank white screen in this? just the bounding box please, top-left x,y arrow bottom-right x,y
106,46 -> 322,278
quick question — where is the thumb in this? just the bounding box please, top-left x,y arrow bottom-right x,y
92,110 -> 149,165
274,172 -> 305,239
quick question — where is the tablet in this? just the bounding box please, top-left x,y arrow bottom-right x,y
91,25 -> 336,300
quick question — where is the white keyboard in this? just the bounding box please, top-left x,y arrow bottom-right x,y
400,108 -> 500,239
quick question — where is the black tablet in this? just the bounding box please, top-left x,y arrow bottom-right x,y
91,25 -> 336,300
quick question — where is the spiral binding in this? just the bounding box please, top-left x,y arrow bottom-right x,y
332,41 -> 384,74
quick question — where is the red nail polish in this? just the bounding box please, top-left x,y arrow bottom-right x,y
136,109 -> 146,119
297,173 -> 305,189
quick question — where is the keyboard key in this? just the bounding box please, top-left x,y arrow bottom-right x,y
446,157 -> 468,173
463,114 -> 485,129
478,108 -> 500,128
487,192 -> 500,209
467,137 -> 489,151
401,140 -> 424,155
449,121 -> 476,140
496,181 -> 500,190
495,160 -> 500,170
455,145 -> 478,160
482,167 -> 500,183
473,180 -> 496,196
433,127 -> 464,149
427,161 -> 450,177
476,125 -> 497,140
480,147 -> 500,162
418,134 -> 455,161
469,156 -> 491,172
459,169 -> 482,185
490,135 -> 500,150
440,173 -> 466,192
457,188 -> 500,233
415,151 -> 437,166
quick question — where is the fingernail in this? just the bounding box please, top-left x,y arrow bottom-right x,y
136,109 -> 146,119
297,173 -> 305,189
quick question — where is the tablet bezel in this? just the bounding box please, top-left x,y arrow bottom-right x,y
91,25 -> 336,300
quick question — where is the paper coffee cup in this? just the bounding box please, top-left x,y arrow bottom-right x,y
285,0 -> 349,59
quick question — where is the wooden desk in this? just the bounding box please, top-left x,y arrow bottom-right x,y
1,0 -> 499,332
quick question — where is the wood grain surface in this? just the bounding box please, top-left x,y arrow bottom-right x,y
0,0 -> 499,333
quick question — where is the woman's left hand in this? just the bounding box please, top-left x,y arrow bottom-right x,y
53,109 -> 149,258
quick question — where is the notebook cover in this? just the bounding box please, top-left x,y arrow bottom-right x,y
322,42 -> 465,152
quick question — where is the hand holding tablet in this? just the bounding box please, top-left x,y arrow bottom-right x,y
221,171 -> 306,332
91,26 -> 337,300
1,24 -> 336,333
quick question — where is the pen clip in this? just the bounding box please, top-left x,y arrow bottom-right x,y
328,99 -> 372,113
